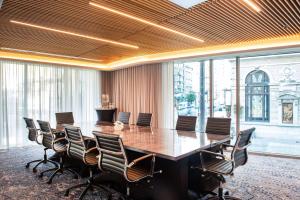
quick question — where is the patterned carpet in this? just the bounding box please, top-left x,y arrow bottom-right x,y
0,146 -> 299,200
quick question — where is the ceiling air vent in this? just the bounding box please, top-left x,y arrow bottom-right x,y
169,0 -> 208,9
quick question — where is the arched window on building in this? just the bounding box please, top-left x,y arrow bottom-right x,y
245,70 -> 270,122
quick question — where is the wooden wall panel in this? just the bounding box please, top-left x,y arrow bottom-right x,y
0,0 -> 299,64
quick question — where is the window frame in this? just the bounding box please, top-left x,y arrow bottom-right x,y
245,70 -> 270,122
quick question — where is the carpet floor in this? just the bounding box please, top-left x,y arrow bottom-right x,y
0,146 -> 299,200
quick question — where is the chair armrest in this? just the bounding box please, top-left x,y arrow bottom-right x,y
128,154 -> 155,168
86,147 -> 98,154
221,143 -> 235,148
199,149 -> 226,159
128,154 -> 156,176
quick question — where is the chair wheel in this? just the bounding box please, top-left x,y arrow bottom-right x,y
46,180 -> 52,184
225,191 -> 230,196
64,190 -> 69,196
38,173 -> 43,178
25,164 -> 30,168
32,168 -> 37,173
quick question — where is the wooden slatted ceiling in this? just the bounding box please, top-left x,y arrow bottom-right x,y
0,0 -> 299,64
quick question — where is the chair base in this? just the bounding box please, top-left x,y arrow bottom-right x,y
25,148 -> 58,173
64,169 -> 111,200
207,196 -> 241,200
38,155 -> 79,184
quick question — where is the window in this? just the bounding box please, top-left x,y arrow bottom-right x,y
173,61 -> 210,131
245,70 -> 270,121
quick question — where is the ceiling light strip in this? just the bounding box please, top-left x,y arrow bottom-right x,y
89,2 -> 204,43
10,20 -> 139,49
1,47 -> 103,62
243,0 -> 261,12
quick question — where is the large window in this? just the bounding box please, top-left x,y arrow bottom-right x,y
240,53 -> 300,156
245,70 -> 270,122
173,52 -> 300,156
0,60 -> 100,149
173,61 -> 209,131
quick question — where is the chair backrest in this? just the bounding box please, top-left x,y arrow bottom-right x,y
176,115 -> 197,131
37,120 -> 53,149
232,127 -> 255,168
136,113 -> 152,126
117,112 -> 131,124
23,117 -> 38,142
55,112 -> 74,124
93,132 -> 127,176
64,125 -> 86,161
205,117 -> 231,135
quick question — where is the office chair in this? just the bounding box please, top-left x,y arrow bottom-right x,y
117,112 -> 131,124
23,117 -> 57,172
205,117 -> 231,135
136,112 -> 152,127
205,117 -> 232,153
176,115 -> 197,131
93,132 -> 162,198
63,125 -> 101,200
55,112 -> 74,125
192,127 -> 255,200
37,120 -> 78,184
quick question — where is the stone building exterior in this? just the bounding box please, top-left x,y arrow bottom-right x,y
232,54 -> 300,155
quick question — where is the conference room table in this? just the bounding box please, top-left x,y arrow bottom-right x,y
56,122 -> 230,199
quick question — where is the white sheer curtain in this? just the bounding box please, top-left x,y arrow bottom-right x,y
158,61 -> 174,128
0,60 -> 100,149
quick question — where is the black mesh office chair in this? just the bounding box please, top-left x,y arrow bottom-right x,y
23,118 -> 57,172
193,127 -> 255,200
117,112 -> 131,124
55,112 -> 74,125
93,132 -> 162,198
37,120 -> 78,184
206,117 -> 232,153
176,115 -> 197,131
206,117 -> 231,135
136,112 -> 152,127
63,125 -> 101,200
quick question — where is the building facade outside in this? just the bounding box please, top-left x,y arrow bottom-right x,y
173,53 -> 300,156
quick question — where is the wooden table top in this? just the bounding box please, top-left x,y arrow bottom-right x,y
56,122 -> 230,161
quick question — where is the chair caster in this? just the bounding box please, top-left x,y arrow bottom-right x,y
25,163 -> 30,168
73,175 -> 79,179
46,180 -> 52,184
224,191 -> 230,196
64,190 -> 69,197
38,173 -> 43,178
32,168 -> 37,173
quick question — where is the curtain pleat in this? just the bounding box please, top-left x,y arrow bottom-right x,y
102,64 -> 162,127
0,60 -> 100,149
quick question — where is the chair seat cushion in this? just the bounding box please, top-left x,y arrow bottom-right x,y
53,142 -> 67,152
84,151 -> 98,165
202,158 -> 233,175
126,166 -> 150,182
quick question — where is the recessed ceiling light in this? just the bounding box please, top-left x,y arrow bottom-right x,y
10,20 -> 139,49
169,0 -> 208,9
89,2 -> 204,43
243,0 -> 261,12
1,47 -> 103,62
